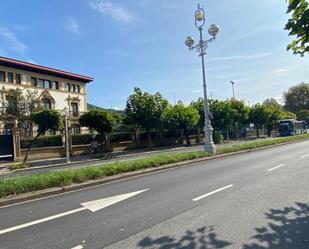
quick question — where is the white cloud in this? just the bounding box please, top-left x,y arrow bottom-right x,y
209,52 -> 272,62
272,68 -> 287,74
0,27 -> 27,54
65,17 -> 80,33
89,0 -> 134,24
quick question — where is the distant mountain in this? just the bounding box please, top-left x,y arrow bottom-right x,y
87,103 -> 124,114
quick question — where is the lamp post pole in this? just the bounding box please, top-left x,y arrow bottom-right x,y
63,107 -> 70,163
185,4 -> 219,154
230,80 -> 235,99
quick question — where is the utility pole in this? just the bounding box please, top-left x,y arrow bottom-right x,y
185,3 -> 219,154
63,108 -> 70,163
173,92 -> 177,105
230,81 -> 235,99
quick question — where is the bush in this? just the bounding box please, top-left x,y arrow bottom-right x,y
0,151 -> 210,198
2,133 -> 308,198
21,135 -> 63,149
213,131 -> 223,144
110,132 -> 132,143
72,134 -> 93,145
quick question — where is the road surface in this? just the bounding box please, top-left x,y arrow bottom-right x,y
0,140 -> 308,249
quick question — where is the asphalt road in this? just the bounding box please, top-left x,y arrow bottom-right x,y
0,140 -> 308,249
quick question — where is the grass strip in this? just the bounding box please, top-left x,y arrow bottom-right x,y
0,133 -> 308,198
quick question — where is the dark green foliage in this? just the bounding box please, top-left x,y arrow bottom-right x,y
124,87 -> 169,148
285,0 -> 309,56
213,131 -> 223,144
79,109 -> 116,153
284,83 -> 309,113
31,110 -> 63,134
297,110 -> 309,123
162,101 -> 199,145
249,104 -> 269,138
23,110 -> 63,163
21,135 -> 63,149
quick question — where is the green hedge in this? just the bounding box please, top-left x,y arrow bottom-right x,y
21,135 -> 63,149
72,134 -> 93,145
3,133 -> 309,198
0,152 -> 210,198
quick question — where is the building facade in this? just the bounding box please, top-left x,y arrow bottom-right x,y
0,56 -> 93,134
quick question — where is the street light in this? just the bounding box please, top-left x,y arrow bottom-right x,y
62,107 -> 70,163
185,3 -> 219,154
230,81 -> 235,99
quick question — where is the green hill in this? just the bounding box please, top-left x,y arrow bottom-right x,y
87,103 -> 123,114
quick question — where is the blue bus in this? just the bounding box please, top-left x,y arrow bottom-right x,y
278,119 -> 307,136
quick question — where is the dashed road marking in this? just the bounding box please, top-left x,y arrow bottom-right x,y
267,164 -> 286,172
193,184 -> 234,202
301,154 -> 309,159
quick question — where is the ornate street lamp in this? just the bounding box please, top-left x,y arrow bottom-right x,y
185,3 -> 219,154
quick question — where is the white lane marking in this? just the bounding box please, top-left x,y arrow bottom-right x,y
193,184 -> 234,202
71,245 -> 83,249
301,154 -> 309,159
0,189 -> 148,235
267,164 -> 286,172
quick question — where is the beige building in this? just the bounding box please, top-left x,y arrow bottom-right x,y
0,56 -> 93,134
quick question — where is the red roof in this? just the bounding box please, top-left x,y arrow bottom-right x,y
0,56 -> 94,83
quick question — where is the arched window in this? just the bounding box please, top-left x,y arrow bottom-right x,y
44,98 -> 52,110
66,83 -> 70,92
76,85 -> 80,93
71,84 -> 76,93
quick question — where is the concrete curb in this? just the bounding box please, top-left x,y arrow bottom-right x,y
0,138 -> 308,207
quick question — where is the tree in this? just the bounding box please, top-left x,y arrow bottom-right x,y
228,99 -> 250,139
285,0 -> 309,56
297,109 -> 309,123
162,101 -> 199,146
79,109 -> 116,154
24,110 -> 62,163
284,83 -> 309,113
249,104 -> 269,138
5,88 -> 42,136
209,100 -> 236,141
124,87 -> 168,149
262,98 -> 282,110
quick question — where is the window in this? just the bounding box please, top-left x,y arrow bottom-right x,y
76,85 -> 80,93
71,84 -> 76,93
66,83 -> 70,92
44,98 -> 52,110
16,74 -> 21,84
44,80 -> 51,89
38,79 -> 44,88
31,77 -> 37,87
70,102 -> 78,117
7,73 -> 13,83
52,81 -> 59,90
71,124 -> 81,134
0,71 -> 5,82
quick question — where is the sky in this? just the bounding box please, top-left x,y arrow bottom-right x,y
0,0 -> 308,109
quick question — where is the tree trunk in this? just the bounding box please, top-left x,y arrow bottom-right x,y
256,125 -> 260,138
23,133 -> 40,163
234,123 -> 238,140
184,129 -> 191,146
100,134 -> 104,155
196,128 -> 201,143
226,129 -> 230,142
146,129 -> 152,150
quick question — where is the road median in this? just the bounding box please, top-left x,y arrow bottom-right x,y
0,134 -> 308,206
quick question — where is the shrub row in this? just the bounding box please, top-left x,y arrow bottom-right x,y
2,133 -> 308,198
0,152 -> 209,198
20,135 -> 63,149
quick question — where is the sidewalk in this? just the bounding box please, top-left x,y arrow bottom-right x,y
0,139 -> 262,178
